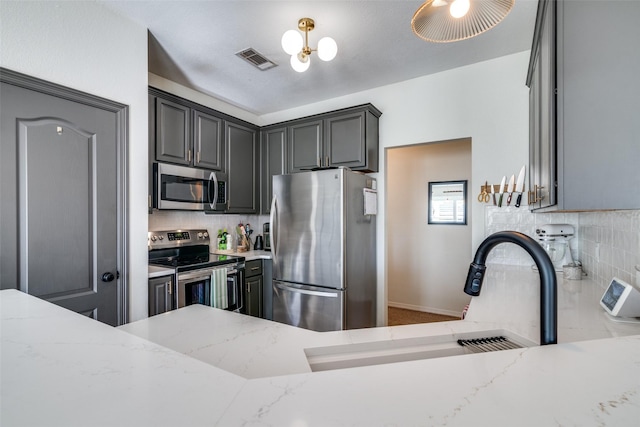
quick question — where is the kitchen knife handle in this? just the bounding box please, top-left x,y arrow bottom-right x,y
515,193 -> 523,208
506,193 -> 513,205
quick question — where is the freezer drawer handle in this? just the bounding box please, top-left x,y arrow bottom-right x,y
275,282 -> 338,298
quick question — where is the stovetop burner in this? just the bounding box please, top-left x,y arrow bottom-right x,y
149,253 -> 243,270
148,229 -> 244,272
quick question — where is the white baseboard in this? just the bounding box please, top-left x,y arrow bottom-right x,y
388,301 -> 461,318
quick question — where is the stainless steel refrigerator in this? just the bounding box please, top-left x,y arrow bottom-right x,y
270,168 -> 377,332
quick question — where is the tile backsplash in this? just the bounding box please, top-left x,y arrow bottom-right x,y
484,207 -> 640,289
149,211 -> 269,242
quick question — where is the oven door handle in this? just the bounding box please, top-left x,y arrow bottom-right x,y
179,270 -> 214,282
236,269 -> 245,313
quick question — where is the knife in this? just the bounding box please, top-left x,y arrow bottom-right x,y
514,165 -> 526,208
491,183 -> 496,206
497,175 -> 506,207
506,174 -> 515,206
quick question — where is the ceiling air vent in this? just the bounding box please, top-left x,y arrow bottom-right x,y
235,48 -> 277,71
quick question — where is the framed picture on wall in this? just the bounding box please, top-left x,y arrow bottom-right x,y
428,180 -> 467,225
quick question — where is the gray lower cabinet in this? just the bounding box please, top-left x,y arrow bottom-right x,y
226,121 -> 259,213
244,260 -> 263,318
148,275 -> 174,317
286,105 -> 381,173
150,88 -> 225,172
261,127 -> 287,214
527,0 -> 640,211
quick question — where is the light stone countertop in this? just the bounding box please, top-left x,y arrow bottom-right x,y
212,249 -> 272,261
3,264 -> 640,426
147,264 -> 175,278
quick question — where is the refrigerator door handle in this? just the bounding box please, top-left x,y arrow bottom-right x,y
274,282 -> 339,298
269,195 -> 278,260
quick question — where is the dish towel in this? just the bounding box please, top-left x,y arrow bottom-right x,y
210,268 -> 228,309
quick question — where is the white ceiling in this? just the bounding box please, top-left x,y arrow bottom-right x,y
101,0 -> 538,115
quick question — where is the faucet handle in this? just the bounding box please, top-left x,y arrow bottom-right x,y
464,263 -> 487,296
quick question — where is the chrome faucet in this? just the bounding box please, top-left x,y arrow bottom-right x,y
464,231 -> 557,345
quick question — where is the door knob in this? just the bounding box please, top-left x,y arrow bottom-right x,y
101,272 -> 115,282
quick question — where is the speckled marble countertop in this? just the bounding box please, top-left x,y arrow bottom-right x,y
3,264 -> 640,426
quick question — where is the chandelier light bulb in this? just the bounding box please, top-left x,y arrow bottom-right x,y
290,53 -> 310,73
317,37 -> 338,62
449,0 -> 470,19
281,29 -> 303,55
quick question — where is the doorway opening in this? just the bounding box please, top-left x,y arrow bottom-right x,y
386,138 -> 472,325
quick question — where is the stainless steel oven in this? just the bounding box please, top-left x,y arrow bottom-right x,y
148,229 -> 245,314
152,162 -> 227,211
176,263 -> 244,311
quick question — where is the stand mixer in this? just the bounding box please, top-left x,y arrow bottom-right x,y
535,224 -> 575,272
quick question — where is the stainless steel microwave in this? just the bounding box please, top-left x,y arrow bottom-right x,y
153,162 -> 227,212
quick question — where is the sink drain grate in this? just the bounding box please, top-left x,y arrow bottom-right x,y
457,336 -> 523,353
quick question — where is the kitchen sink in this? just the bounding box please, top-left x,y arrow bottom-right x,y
305,329 -> 535,372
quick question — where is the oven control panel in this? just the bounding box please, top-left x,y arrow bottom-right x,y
148,229 -> 210,249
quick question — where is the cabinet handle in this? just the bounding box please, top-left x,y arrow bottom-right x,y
197,151 -> 201,163
167,283 -> 172,295
325,156 -> 329,167
318,156 -> 322,167
188,149 -> 191,162
250,267 -> 260,271
529,185 -> 545,204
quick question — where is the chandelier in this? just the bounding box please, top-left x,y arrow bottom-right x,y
281,18 -> 338,72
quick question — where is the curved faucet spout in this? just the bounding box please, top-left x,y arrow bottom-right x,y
464,231 -> 557,345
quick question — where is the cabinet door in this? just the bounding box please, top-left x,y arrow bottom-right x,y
528,0 -> 556,211
288,120 -> 322,172
537,0 -> 556,210
155,97 -> 190,165
558,0 -> 640,210
226,121 -> 259,213
261,127 -> 287,214
148,275 -> 174,317
245,275 -> 263,318
193,110 -> 224,172
529,55 -> 542,210
324,111 -> 367,169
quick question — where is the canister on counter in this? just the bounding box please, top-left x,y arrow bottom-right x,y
563,263 -> 582,280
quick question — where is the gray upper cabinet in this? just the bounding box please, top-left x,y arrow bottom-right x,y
285,104 -> 381,173
150,88 -> 225,173
226,120 -> 259,214
325,110 -> 377,170
527,0 -> 640,211
288,120 -> 323,172
155,97 -> 190,166
261,127 -> 287,214
527,0 -> 556,210
193,110 -> 224,171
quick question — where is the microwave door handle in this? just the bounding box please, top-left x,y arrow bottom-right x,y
208,172 -> 218,210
